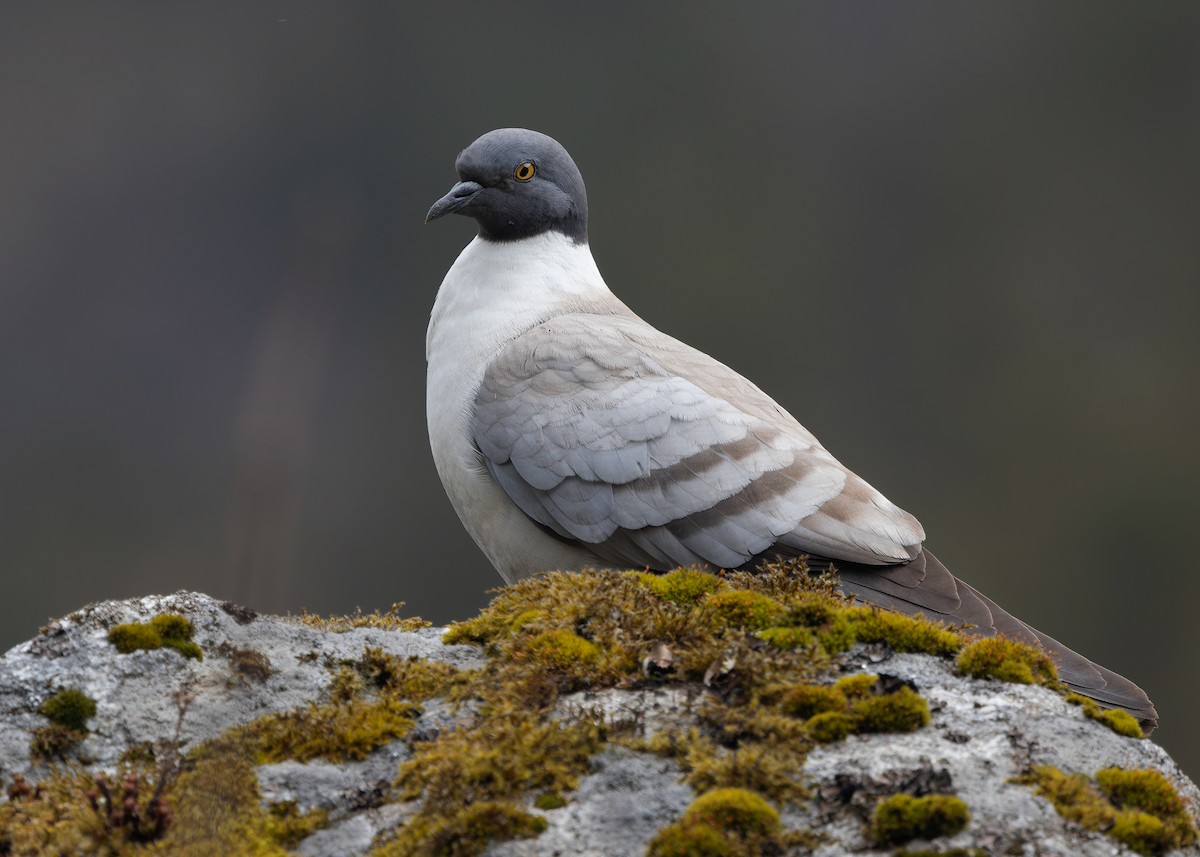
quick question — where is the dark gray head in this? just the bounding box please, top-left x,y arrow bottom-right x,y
426,128 -> 588,244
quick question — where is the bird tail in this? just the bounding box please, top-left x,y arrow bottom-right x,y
821,548 -> 1158,733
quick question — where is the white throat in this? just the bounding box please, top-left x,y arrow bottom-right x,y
426,232 -> 612,365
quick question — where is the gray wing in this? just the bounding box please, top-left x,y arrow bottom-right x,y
472,312 -> 925,571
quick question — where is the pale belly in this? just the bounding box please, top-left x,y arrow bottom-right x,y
426,345 -> 613,584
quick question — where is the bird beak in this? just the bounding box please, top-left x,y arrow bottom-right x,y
426,180 -> 484,223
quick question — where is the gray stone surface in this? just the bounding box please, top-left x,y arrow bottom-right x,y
1,591 -> 1197,856
794,653 -> 1200,856
0,590 -> 481,782
486,747 -> 695,857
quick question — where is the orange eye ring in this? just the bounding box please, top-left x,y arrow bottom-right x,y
514,161 -> 535,182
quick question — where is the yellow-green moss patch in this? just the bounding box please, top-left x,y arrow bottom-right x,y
242,696 -> 417,764
533,792 -> 568,810
681,707 -> 813,803
31,688 -> 98,761
262,801 -> 331,849
1013,765 -> 1197,856
954,636 -> 1057,686
840,607 -> 963,656
377,801 -> 546,857
648,788 -> 786,857
805,710 -> 857,744
684,788 -> 781,834
702,590 -> 786,630
779,675 -> 930,744
107,613 -> 202,661
383,713 -> 603,856
292,602 -> 430,632
634,567 -> 724,607
39,688 -> 96,733
1066,693 -> 1145,739
870,793 -> 970,846
779,683 -> 845,719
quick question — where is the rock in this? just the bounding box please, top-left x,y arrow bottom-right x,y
1,578 -> 1197,856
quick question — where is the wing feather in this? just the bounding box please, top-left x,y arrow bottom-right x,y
473,312 -> 923,569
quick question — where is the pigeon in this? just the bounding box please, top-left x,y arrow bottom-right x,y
424,128 -> 1157,731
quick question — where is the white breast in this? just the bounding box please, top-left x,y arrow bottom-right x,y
425,232 -> 619,580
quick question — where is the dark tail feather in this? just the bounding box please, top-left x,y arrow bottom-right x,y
810,548 -> 1158,733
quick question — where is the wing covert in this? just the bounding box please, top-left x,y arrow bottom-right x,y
473,313 -> 923,569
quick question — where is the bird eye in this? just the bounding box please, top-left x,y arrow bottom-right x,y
514,161 -> 536,182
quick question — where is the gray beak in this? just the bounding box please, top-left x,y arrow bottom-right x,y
426,180 -> 484,223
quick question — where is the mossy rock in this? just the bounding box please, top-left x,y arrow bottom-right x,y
1014,764 -> 1197,855
107,613 -> 202,661
648,788 -> 784,857
870,793 -> 971,846
954,636 -> 1056,686
39,688 -> 96,732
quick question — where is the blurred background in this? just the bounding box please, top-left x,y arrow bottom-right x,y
2,4 -> 1197,775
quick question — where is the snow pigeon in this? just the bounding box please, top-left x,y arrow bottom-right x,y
424,127 -> 1157,731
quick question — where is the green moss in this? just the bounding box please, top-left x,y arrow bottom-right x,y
702,590 -> 786,630
954,636 -> 1056,686
533,792 -> 567,810
683,788 -> 781,835
31,688 -> 98,760
243,696 -> 417,764
1090,708 -> 1145,739
159,739 -> 292,855
397,713 -> 604,812
525,629 -> 602,671
1066,693 -> 1145,739
870,793 -> 970,846
852,686 -> 930,734
1014,765 -> 1197,856
1112,811 -> 1169,856
262,801 -> 331,848
779,683 -> 845,719
107,622 -> 163,653
1096,767 -> 1196,848
39,688 -> 96,732
646,822 -> 733,857
1012,765 -> 1113,830
676,703 -> 815,804
634,567 -> 724,606
780,675 -> 929,743
337,647 -> 467,701
833,672 -> 878,699
841,607 -> 963,656
756,626 -> 814,651
1096,767 -> 1187,816
378,802 -> 546,857
814,611 -> 858,653
149,613 -> 194,642
107,613 -> 202,661
648,788 -> 785,857
806,711 -> 857,744
292,602 -> 430,632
